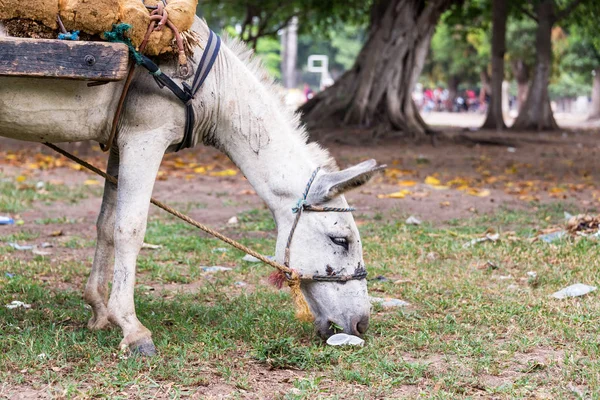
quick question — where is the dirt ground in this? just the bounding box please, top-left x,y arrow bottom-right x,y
1,112 -> 599,229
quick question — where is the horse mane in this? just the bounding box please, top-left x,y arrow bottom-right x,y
223,36 -> 338,172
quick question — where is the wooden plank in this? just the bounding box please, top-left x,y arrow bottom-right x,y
0,38 -> 130,81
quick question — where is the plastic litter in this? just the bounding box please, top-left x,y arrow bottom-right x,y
242,254 -> 260,262
463,233 -> 500,248
32,249 -> 52,256
141,243 -> 162,250
227,216 -> 239,225
40,242 -> 53,248
326,333 -> 365,347
551,283 -> 597,299
5,301 -> 31,309
0,216 -> 14,225
405,216 -> 422,225
370,296 -> 410,308
201,266 -> 232,272
539,231 -> 566,243
8,243 -> 34,251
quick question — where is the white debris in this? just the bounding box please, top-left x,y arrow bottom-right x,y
370,296 -> 410,308
538,231 -> 566,243
8,243 -> 34,251
463,233 -> 500,248
507,147 -> 516,153
234,281 -> 247,287
32,249 -> 52,256
405,216 -> 422,225
5,301 -> 31,310
326,333 -> 365,347
527,271 -> 537,278
227,216 -> 239,225
552,283 -> 597,299
141,243 -> 162,250
37,353 -> 47,360
242,254 -> 260,263
212,247 -> 229,253
201,266 -> 232,273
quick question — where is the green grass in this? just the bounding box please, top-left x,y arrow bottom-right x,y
1,202 -> 600,398
0,175 -> 101,213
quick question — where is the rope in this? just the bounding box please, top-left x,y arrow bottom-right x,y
43,143 -> 314,322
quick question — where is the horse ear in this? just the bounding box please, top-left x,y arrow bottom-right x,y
307,159 -> 386,204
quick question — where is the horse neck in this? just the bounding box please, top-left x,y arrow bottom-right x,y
207,45 -> 319,220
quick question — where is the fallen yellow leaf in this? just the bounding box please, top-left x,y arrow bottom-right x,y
398,180 -> 417,187
84,179 -> 101,186
194,166 -> 207,174
467,188 -> 491,197
424,176 -> 441,186
16,175 -> 26,183
549,187 -> 565,194
210,169 -> 238,177
377,189 -> 411,199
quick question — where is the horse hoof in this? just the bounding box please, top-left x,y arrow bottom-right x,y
130,338 -> 157,357
87,316 -> 112,331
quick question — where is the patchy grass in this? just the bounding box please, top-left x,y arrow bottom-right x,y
0,175 -> 100,213
1,202 -> 600,398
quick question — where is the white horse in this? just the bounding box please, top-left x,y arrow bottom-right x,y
0,18 -> 383,355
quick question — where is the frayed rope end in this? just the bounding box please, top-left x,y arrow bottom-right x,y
268,270 -> 286,289
287,271 -> 315,323
268,270 -> 314,322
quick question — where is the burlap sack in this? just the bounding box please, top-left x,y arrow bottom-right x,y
1,0 -> 198,55
0,0 -> 59,29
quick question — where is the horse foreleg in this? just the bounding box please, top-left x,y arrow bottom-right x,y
106,135 -> 170,356
84,149 -> 119,330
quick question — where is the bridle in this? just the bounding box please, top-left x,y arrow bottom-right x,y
283,167 -> 368,283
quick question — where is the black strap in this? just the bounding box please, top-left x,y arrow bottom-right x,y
137,30 -> 221,152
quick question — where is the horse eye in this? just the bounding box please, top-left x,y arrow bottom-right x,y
329,236 -> 349,250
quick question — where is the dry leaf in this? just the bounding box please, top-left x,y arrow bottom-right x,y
467,188 -> 491,197
84,179 -> 100,186
377,189 -> 411,199
424,176 -> 441,186
16,175 -> 26,182
210,169 -> 238,177
398,180 -> 417,187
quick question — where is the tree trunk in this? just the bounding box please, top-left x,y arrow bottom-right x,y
482,0 -> 507,130
281,16 -> 298,89
448,76 -> 460,107
299,0 -> 452,138
511,60 -> 529,112
589,68 -> 600,120
512,0 -> 558,131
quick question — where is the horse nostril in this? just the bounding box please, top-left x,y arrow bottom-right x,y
356,315 -> 369,335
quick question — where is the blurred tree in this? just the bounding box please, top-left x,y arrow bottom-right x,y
424,21 -> 487,103
300,0 -> 457,139
511,0 -> 589,131
481,0 -> 507,129
561,3 -> 600,119
199,0 -> 370,50
506,19 -> 537,112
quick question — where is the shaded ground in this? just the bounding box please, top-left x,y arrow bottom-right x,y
1,120 -> 600,398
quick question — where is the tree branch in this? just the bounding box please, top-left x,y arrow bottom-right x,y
517,3 -> 538,22
557,0 -> 585,21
